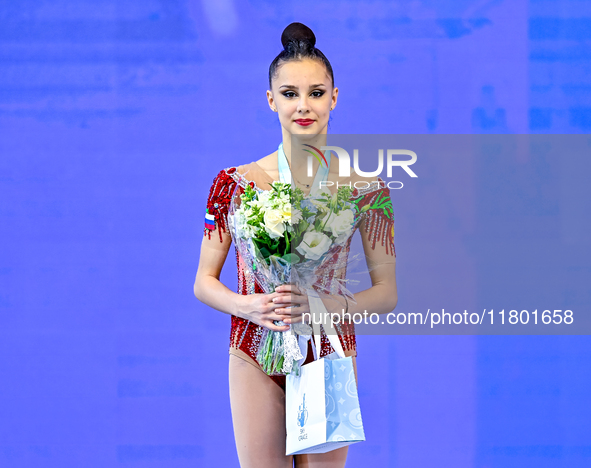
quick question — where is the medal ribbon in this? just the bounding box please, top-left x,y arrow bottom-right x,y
277,142 -> 330,196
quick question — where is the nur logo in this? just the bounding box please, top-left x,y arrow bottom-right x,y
303,145 -> 418,179
302,144 -> 329,172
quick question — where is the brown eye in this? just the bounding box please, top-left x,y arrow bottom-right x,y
311,90 -> 325,98
283,91 -> 297,98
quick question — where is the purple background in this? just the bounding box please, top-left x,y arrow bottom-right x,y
1,1 -> 590,467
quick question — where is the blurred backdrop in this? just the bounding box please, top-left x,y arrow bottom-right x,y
1,1 -> 590,467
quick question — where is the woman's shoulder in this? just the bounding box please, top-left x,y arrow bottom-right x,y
209,163 -> 254,184
251,150 -> 279,179
207,160 -> 277,197
219,151 -> 278,190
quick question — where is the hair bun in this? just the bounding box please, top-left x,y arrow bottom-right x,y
281,22 -> 316,49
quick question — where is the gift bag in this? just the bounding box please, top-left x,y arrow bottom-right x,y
285,293 -> 365,456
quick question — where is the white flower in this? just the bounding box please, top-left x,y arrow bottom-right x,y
233,210 -> 256,239
248,190 -> 271,209
310,192 -> 331,212
278,191 -> 290,204
322,209 -> 355,245
290,208 -> 303,225
296,231 -> 332,260
243,207 -> 255,221
263,209 -> 286,238
280,203 -> 291,222
324,209 -> 354,239
244,223 -> 259,238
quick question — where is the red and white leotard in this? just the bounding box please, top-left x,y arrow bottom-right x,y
203,163 -> 396,390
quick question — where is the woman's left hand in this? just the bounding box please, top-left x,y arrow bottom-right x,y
272,284 -> 310,324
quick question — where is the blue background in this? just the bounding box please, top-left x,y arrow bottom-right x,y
1,1 -> 590,467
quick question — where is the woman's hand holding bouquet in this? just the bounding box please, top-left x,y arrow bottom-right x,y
234,289 -> 293,332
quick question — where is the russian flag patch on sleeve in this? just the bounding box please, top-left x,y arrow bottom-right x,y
204,209 -> 215,230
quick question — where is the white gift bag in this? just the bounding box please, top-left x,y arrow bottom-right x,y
285,292 -> 365,455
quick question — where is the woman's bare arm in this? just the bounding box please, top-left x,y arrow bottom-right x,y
346,216 -> 398,315
193,230 -> 291,332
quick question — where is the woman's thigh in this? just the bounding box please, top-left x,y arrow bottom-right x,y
229,354 -> 293,468
229,354 -> 359,468
294,447 -> 349,468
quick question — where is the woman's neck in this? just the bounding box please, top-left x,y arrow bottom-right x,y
280,131 -> 328,176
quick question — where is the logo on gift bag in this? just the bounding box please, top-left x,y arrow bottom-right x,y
297,394 -> 308,428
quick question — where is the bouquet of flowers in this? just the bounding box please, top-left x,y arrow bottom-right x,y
228,180 -> 366,376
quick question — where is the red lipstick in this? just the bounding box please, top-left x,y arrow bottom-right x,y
294,119 -> 314,126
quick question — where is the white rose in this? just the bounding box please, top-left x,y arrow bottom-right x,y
324,209 -> 354,239
296,231 -> 332,260
263,209 -> 285,238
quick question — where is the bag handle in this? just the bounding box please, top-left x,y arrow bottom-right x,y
307,289 -> 346,359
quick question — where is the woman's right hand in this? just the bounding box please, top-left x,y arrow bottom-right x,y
236,292 -> 292,332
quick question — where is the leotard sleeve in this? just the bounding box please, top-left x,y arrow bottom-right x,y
352,180 -> 396,256
203,167 -> 240,243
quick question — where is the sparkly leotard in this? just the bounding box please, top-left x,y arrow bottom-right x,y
203,163 -> 396,391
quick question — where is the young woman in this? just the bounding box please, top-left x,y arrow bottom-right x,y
194,22 -> 398,468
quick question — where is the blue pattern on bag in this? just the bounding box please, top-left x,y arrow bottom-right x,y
324,357 -> 366,442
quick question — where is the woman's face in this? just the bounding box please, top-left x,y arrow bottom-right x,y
267,58 -> 338,136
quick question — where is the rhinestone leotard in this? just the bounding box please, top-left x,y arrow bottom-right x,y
203,164 -> 396,391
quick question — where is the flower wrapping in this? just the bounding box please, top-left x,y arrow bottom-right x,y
227,174 -> 370,376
